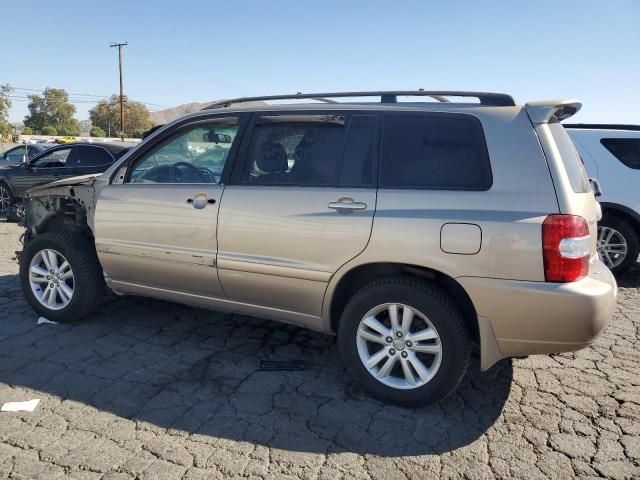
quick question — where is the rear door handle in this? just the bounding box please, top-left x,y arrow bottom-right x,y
328,197 -> 367,212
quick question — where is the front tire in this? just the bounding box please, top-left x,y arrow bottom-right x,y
598,216 -> 639,276
20,232 -> 104,322
0,182 -> 14,219
338,276 -> 470,407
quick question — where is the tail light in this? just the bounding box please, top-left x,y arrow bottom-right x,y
542,215 -> 590,282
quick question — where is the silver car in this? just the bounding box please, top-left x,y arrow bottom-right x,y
18,91 -> 617,406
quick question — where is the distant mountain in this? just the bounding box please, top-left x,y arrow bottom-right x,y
149,100 -> 267,125
149,102 -> 210,125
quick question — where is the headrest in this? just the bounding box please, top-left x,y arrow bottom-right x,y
255,142 -> 288,174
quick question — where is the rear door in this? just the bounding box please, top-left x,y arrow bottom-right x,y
217,111 -> 379,318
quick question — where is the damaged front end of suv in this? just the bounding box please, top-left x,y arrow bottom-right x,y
19,174 -> 100,249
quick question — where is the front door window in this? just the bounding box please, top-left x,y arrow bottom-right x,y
129,120 -> 241,184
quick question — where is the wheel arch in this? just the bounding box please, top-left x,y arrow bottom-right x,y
600,202 -> 640,238
0,178 -> 17,198
324,262 -> 480,344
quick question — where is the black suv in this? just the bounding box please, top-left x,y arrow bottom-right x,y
0,142 -> 131,217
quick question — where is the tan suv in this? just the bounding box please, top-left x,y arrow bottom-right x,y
18,91 -> 617,406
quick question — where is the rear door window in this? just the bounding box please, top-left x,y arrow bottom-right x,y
74,146 -> 115,167
238,113 -> 377,187
380,113 -> 492,190
600,138 -> 640,170
548,123 -> 591,193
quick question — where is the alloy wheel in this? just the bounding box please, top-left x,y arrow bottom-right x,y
356,303 -> 442,390
597,226 -> 628,269
29,249 -> 75,310
0,186 -> 10,214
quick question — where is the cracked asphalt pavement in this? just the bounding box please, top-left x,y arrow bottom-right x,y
0,221 -> 639,479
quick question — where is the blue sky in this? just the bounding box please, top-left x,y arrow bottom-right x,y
3,0 -> 639,123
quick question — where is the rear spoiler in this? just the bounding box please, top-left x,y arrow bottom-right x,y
525,99 -> 581,124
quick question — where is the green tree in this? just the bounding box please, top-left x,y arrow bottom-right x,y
41,126 -> 58,136
90,126 -> 106,137
21,127 -> 33,135
0,84 -> 13,135
24,87 -> 81,135
89,95 -> 152,138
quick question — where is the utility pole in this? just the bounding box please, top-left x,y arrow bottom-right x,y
109,41 -> 127,141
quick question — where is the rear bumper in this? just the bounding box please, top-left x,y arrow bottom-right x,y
458,258 -> 617,370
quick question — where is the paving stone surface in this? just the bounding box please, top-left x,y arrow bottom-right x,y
0,221 -> 638,479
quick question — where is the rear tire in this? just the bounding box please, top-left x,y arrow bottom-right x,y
338,276 -> 470,407
20,232 -> 104,323
598,216 -> 639,276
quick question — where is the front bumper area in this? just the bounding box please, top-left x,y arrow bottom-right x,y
459,258 -> 617,370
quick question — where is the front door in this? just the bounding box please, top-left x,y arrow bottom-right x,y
11,146 -> 74,197
94,116 -> 246,298
217,111 -> 379,318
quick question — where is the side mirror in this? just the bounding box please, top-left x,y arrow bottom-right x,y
589,177 -> 602,198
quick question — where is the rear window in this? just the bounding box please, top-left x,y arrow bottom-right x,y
74,146 -> 114,167
549,123 -> 591,193
380,113 -> 492,190
601,138 -> 640,170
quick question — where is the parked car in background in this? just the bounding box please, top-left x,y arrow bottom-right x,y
1,144 -> 52,165
565,124 -> 640,275
0,142 -> 131,217
55,136 -> 77,144
18,91 -> 616,406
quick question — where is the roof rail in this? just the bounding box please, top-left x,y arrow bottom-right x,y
563,123 -> 640,132
203,90 -> 516,109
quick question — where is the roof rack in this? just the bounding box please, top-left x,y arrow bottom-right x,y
563,123 -> 640,132
203,90 -> 516,109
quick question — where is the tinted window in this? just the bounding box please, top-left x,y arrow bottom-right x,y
74,146 -> 114,167
601,138 -> 640,170
129,118 -> 240,184
27,146 -> 44,159
31,148 -> 72,168
6,146 -> 26,163
380,113 -> 492,190
549,123 -> 591,193
240,114 -> 376,186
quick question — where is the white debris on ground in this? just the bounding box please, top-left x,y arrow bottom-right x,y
1,399 -> 40,412
37,317 -> 58,325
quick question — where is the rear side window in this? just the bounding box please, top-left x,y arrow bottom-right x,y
240,113 -> 377,187
74,146 -> 114,167
380,113 -> 492,190
601,138 -> 640,170
549,123 -> 591,193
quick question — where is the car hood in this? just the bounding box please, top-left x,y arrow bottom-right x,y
26,173 -> 100,194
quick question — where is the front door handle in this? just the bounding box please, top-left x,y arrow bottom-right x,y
187,193 -> 216,209
328,197 -> 367,213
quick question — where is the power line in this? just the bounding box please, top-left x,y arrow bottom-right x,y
11,87 -> 111,99
5,93 -> 165,110
8,86 -> 168,108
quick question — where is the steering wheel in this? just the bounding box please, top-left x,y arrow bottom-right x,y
169,161 -> 209,183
